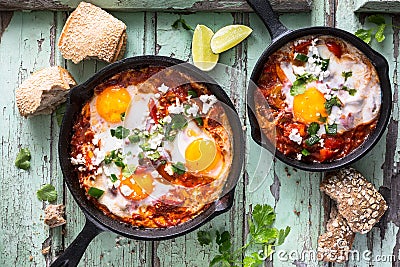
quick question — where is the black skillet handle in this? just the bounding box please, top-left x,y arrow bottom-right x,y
214,189 -> 235,215
50,217 -> 105,267
246,0 -> 290,40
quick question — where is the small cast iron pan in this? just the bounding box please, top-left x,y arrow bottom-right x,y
53,56 -> 245,267
246,0 -> 392,171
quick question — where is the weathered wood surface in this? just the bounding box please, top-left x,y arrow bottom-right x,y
355,0 -> 400,13
0,1 -> 400,267
0,0 -> 312,12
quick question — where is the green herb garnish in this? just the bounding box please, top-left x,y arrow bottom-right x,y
301,149 -> 311,156
324,96 -> 342,114
342,71 -> 352,82
110,126 -> 130,139
15,148 -> 31,170
171,17 -> 194,31
172,162 -> 186,175
355,15 -> 388,44
307,122 -> 320,136
325,123 -> 338,135
165,114 -> 188,140
320,58 -> 330,71
188,90 -> 198,98
342,86 -> 357,96
194,117 -> 203,126
122,165 -> 136,178
197,204 -> 290,266
147,151 -> 161,161
290,73 -> 317,96
294,53 -> 308,62
305,135 -> 320,146
88,187 -> 104,199
318,116 -> 327,123
104,150 -> 125,169
37,184 -> 57,202
110,174 -> 118,183
139,142 -> 152,152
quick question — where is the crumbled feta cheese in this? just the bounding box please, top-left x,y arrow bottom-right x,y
288,128 -> 302,145
92,148 -> 105,166
158,83 -> 169,93
319,138 -> 325,147
78,166 -> 86,172
94,167 -> 103,175
151,170 -> 159,178
328,106 -> 343,124
154,93 -> 161,99
164,164 -> 174,176
92,135 -> 99,146
120,185 -> 133,196
292,65 -> 306,76
296,154 -> 302,160
163,115 -> 172,124
71,153 -> 85,165
186,103 -> 199,117
324,94 -> 332,100
168,98 -> 184,114
200,94 -> 218,114
114,180 -> 121,187
149,133 -> 164,149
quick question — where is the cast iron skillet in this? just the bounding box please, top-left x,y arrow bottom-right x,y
53,56 -> 245,267
246,0 -> 392,171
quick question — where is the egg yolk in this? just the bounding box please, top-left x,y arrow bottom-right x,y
119,174 -> 154,201
293,87 -> 328,124
185,139 -> 218,172
96,86 -> 131,123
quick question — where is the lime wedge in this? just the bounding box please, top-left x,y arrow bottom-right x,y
210,25 -> 253,54
192,24 -> 219,71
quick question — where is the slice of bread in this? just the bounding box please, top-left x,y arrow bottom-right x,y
317,208 -> 355,263
321,167 -> 387,234
16,66 -> 76,117
44,204 -> 66,228
58,2 -> 127,64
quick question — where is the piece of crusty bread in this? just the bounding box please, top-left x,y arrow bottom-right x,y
16,66 -> 76,117
317,208 -> 355,263
320,167 -> 387,234
58,2 -> 127,64
44,204 -> 66,228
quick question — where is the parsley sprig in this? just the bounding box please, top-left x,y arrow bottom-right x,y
355,15 -> 391,44
197,204 -> 290,267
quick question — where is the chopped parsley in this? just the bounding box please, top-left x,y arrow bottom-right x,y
325,123 -> 338,135
301,149 -> 311,156
104,150 -> 125,169
15,148 -> 31,170
294,53 -> 308,62
342,71 -> 352,82
188,90 -> 198,98
342,86 -> 357,96
305,135 -> 320,146
324,96 -> 342,114
172,162 -> 186,175
36,184 -> 57,202
290,73 -> 317,96
110,174 -> 118,183
307,122 -> 320,136
110,126 -> 130,139
88,187 -> 104,199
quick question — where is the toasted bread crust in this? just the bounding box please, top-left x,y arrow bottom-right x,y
58,2 -> 127,63
16,66 -> 76,117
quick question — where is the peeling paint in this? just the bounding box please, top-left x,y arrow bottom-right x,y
0,12 -> 13,43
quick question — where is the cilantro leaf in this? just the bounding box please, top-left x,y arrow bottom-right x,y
243,253 -> 264,267
368,14 -> 386,25
375,24 -> 386,42
197,230 -> 212,246
290,73 -> 317,96
355,29 -> 373,44
210,255 -> 230,267
37,184 -> 57,202
252,204 -> 276,228
172,162 -> 186,175
324,96 -> 342,114
111,126 -> 130,139
276,226 -> 291,246
307,122 -> 320,136
325,123 -> 337,135
305,135 -> 320,146
294,53 -> 308,62
342,71 -> 352,82
188,90 -> 198,98
15,148 -> 31,170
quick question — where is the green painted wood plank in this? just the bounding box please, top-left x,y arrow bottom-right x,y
355,0 -> 400,13
153,12 -> 246,267
0,11 -> 56,267
0,0 -> 312,12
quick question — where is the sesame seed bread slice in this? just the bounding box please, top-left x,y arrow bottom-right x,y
16,66 -> 76,117
317,208 -> 355,263
58,2 -> 127,64
44,204 -> 66,228
320,167 -> 387,234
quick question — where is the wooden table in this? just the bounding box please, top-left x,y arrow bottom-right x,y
1,0 -> 399,266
